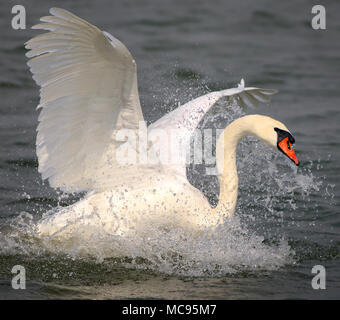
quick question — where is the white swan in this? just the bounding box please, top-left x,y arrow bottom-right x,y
25,8 -> 299,238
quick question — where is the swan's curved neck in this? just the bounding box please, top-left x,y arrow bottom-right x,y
214,115 -> 257,217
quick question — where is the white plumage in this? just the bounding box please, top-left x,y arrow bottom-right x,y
26,8 -> 144,192
25,8 -> 291,238
26,8 -> 276,192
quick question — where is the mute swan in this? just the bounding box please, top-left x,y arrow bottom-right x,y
25,8 -> 299,238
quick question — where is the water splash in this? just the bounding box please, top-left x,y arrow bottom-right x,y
0,211 -> 293,277
0,94 -> 332,278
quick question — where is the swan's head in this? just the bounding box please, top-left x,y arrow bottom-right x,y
250,115 -> 299,166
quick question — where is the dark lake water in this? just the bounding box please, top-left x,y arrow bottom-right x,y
0,0 -> 339,299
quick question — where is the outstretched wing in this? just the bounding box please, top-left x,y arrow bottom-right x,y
148,79 -> 277,177
26,8 -> 144,192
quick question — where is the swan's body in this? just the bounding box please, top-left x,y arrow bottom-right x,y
26,8 -> 299,238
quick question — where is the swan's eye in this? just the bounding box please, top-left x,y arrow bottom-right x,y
274,127 -> 295,144
287,140 -> 291,150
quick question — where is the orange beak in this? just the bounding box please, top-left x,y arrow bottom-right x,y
278,137 -> 299,166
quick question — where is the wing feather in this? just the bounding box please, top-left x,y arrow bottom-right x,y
26,8 -> 144,192
148,80 -> 277,177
